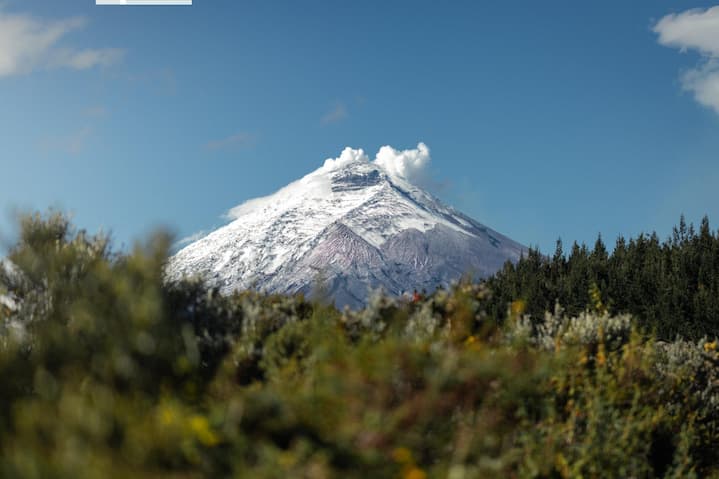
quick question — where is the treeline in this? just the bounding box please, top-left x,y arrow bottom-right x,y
485,215 -> 719,340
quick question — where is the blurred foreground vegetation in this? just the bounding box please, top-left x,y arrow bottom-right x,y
1,212 -> 719,478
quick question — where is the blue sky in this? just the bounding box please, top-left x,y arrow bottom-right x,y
1,0 -> 719,254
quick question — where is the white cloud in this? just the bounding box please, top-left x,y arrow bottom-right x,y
374,142 -> 431,182
681,59 -> 719,114
0,10 -> 124,78
654,7 -> 719,56
321,103 -> 348,125
319,143 -> 431,182
206,132 -> 255,151
654,6 -> 719,114
51,47 -> 123,70
320,147 -> 370,172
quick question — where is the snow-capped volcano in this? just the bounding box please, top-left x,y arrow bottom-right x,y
167,144 -> 526,308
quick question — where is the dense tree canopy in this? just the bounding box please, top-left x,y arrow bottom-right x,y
485,216 -> 719,340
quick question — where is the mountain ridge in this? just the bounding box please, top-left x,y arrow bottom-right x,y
167,145 -> 527,308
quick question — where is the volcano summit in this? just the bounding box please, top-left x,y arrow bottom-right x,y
167,144 -> 526,308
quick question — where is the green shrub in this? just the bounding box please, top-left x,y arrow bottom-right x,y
1,212 -> 719,477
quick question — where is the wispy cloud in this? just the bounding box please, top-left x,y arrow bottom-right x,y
173,230 -> 208,251
321,102 -> 348,125
654,6 -> 719,115
0,10 -> 124,78
82,105 -> 108,118
205,131 -> 256,151
38,127 -> 93,155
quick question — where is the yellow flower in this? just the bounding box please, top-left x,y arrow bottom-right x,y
596,349 -> 606,367
392,447 -> 413,464
404,467 -> 427,479
555,453 -> 570,478
579,352 -> 588,365
510,300 -> 526,316
704,340 -> 717,352
158,404 -> 177,426
188,415 -> 219,447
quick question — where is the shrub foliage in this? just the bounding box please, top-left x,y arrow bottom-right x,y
1,212 -> 718,478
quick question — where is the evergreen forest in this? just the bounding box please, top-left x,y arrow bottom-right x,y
486,215 -> 719,340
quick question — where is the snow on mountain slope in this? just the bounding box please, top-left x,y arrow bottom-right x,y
167,144 -> 527,308
0,259 -> 20,313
